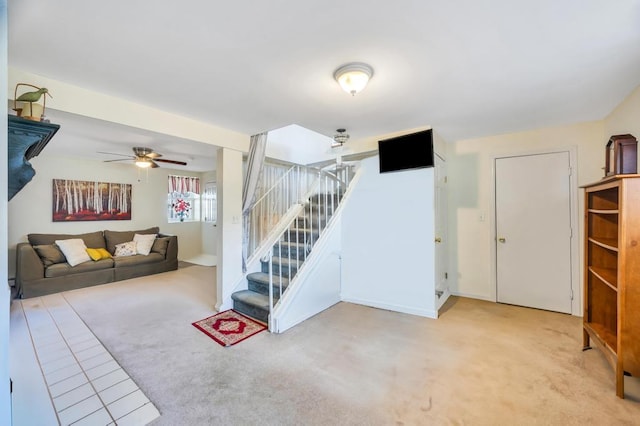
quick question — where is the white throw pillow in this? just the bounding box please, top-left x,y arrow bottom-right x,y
114,241 -> 137,257
55,239 -> 91,267
133,233 -> 157,256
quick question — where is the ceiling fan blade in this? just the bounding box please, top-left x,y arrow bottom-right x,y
146,152 -> 162,158
150,160 -> 160,168
155,158 -> 187,166
103,158 -> 132,163
98,151 -> 135,158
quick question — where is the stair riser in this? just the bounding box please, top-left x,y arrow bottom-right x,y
308,196 -> 341,206
261,262 -> 299,278
272,246 -> 307,259
304,206 -> 337,218
293,217 -> 328,229
233,300 -> 269,323
282,231 -> 319,243
248,280 -> 286,298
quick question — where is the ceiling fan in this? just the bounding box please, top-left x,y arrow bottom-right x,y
98,147 -> 187,168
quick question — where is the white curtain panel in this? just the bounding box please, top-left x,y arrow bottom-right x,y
242,131 -> 268,271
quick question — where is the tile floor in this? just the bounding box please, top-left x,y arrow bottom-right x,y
10,293 -> 160,425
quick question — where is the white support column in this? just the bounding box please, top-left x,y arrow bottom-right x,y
1,1 -> 11,422
215,147 -> 244,311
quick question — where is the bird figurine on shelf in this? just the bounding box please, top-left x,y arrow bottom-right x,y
13,83 -> 53,122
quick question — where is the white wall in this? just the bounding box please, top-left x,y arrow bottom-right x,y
341,156 -> 437,318
1,0 -> 11,422
215,148 -> 243,311
605,84 -> 640,150
266,124 -> 335,165
7,155 -> 205,278
446,121 -> 605,301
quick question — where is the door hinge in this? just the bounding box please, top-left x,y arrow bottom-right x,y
445,272 -> 448,279
568,167 -> 572,176
570,288 -> 574,301
444,176 -> 448,183
10,378 -> 13,394
569,227 -> 573,238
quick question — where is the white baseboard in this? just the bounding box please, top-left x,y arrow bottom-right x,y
449,291 -> 496,302
341,296 -> 438,319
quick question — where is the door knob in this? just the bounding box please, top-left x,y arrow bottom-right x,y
498,237 -> 506,243
435,237 -> 442,243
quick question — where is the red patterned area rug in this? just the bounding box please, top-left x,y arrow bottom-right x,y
192,310 -> 267,347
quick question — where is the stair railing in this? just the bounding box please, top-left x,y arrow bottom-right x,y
265,164 -> 356,326
247,164 -> 321,261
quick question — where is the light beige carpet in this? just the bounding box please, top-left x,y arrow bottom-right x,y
61,266 -> 640,425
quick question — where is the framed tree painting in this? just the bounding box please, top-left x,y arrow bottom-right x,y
52,179 -> 132,222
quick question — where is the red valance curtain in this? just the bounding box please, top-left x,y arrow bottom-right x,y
168,175 -> 200,194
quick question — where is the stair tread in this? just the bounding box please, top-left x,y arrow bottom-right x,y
231,290 -> 270,309
247,272 -> 290,287
265,256 -> 302,267
275,241 -> 307,248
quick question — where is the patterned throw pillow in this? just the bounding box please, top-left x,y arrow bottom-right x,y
114,241 -> 137,257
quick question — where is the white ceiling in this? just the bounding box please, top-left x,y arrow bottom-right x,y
8,0 -> 640,163
41,109 -> 219,172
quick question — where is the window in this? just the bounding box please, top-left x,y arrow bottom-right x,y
202,181 -> 217,223
167,175 -> 200,223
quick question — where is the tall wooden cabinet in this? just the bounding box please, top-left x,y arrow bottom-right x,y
583,175 -> 640,398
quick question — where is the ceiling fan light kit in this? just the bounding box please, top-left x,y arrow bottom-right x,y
334,63 -> 373,96
99,146 -> 187,168
135,158 -> 153,168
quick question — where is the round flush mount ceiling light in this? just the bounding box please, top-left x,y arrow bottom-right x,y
334,63 -> 374,96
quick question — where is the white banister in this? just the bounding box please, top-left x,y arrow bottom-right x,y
263,163 -> 356,321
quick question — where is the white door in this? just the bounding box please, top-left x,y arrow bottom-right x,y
434,154 -> 448,298
495,152 -> 572,313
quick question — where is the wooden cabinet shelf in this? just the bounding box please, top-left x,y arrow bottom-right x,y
585,322 -> 617,354
588,237 -> 618,251
588,266 -> 617,291
583,175 -> 640,398
588,209 -> 619,214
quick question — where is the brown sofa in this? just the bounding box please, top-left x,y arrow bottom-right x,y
15,226 -> 178,298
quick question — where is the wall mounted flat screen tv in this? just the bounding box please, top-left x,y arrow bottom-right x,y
378,129 -> 434,173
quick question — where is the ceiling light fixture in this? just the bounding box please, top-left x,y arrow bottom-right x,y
334,63 -> 374,96
135,158 -> 152,168
333,128 -> 350,147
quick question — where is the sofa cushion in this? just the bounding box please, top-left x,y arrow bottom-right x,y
28,231 -> 106,249
104,227 -> 160,254
134,233 -> 157,256
45,258 -> 114,278
55,239 -> 92,267
34,244 -> 67,266
113,252 -> 164,268
151,237 -> 170,257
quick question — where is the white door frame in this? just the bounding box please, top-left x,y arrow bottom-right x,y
489,146 -> 581,316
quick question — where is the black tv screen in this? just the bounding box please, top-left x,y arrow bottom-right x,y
378,129 -> 434,173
